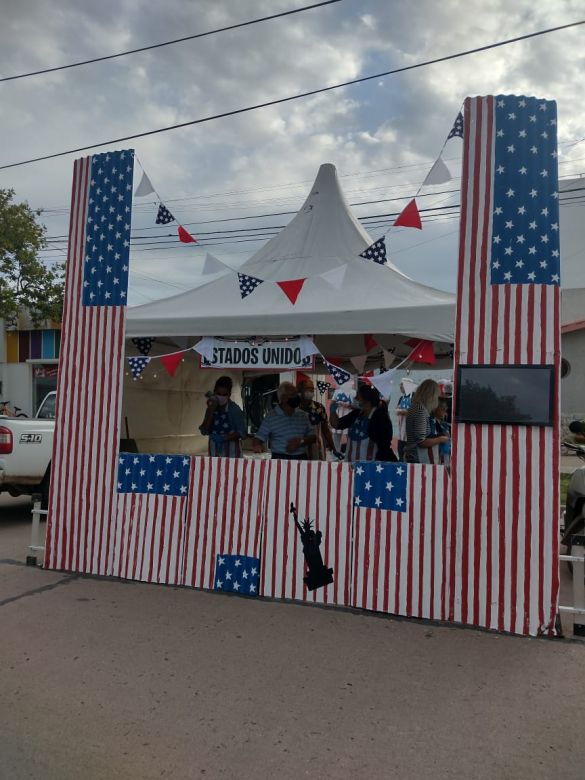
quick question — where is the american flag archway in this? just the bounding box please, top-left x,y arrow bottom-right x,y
450,95 -> 561,635
45,150 -> 134,574
259,459 -> 353,607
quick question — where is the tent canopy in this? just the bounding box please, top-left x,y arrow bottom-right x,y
126,164 -> 456,352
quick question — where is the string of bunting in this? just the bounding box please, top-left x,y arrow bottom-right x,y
134,158 -> 198,244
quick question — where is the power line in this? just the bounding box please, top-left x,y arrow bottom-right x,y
0,1 -> 343,84
2,19 -> 583,171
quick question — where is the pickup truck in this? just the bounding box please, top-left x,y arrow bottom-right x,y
0,391 -> 56,505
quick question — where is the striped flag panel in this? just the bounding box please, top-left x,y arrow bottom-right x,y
44,153 -> 132,575
451,95 -> 560,635
182,458 -> 267,590
110,492 -> 188,584
351,464 -> 450,619
260,460 -> 353,607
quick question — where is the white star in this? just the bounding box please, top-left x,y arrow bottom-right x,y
492,260 -> 500,269
233,581 -> 240,591
396,466 -> 404,475
494,207 -> 503,215
506,188 -> 515,198
354,496 -> 362,506
497,99 -> 504,108
119,456 -> 125,464
505,220 -> 514,229
364,480 -> 372,491
551,274 -> 560,283
539,102 -> 547,111
551,249 -> 559,258
541,130 -> 548,139
518,130 -> 527,139
180,485 -> 187,494
235,559 -> 242,567
163,484 -> 170,492
249,584 -> 256,593
516,235 -> 525,244
528,221 -> 537,230
540,169 -> 548,177
156,469 -> 162,477
493,235 -> 501,244
551,191 -> 559,199
131,482 -> 137,490
149,455 -> 155,462
539,260 -> 548,268
529,189 -> 538,198
515,260 -> 524,268
530,146 -> 538,154
518,166 -> 527,175
251,567 -> 257,576
147,482 -> 153,490
529,114 -> 536,123
225,571 -> 232,580
517,206 -> 526,215
504,247 -> 513,256
165,457 -> 172,464
182,458 -> 189,466
125,468 -> 131,475
374,497 -> 382,507
551,223 -> 558,231
117,482 -> 122,489
541,207 -> 549,217
541,234 -> 549,243
218,556 -> 225,566
106,265 -> 112,273
518,98 -> 526,107
508,112 -> 516,120
139,468 -> 146,476
396,497 -> 404,507
551,150 -> 558,159
528,246 -> 537,255
496,165 -> 505,174
375,463 -> 383,473
507,145 -> 515,153
216,579 -> 223,588
504,271 -> 512,280
496,129 -> 504,138
386,481 -> 394,491
527,272 -> 536,281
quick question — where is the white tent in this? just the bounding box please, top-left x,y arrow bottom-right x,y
126,163 -> 456,354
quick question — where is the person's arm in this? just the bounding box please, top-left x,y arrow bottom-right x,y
331,408 -> 360,430
408,407 -> 449,449
320,416 -> 336,451
252,416 -> 271,452
368,407 -> 393,456
226,402 -> 247,442
199,397 -> 217,435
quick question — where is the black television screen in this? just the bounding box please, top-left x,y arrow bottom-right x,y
455,365 -> 554,426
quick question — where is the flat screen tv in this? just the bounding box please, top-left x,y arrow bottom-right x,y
455,365 -> 555,426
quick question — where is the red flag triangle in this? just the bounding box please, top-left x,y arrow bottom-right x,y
364,334 -> 377,352
406,338 -> 436,364
178,225 -> 197,243
276,278 -> 306,304
160,351 -> 185,377
394,198 -> 422,230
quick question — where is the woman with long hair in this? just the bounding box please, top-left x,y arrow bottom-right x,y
404,379 -> 449,464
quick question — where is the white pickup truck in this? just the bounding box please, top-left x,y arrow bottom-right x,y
0,391 -> 56,505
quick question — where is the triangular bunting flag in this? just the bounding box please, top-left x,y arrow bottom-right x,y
202,253 -> 228,275
423,156 -> 452,186
350,355 -> 367,374
316,380 -> 331,394
238,273 -> 263,299
131,337 -> 155,356
276,278 -> 306,305
178,225 -> 197,243
320,264 -> 347,289
128,356 -> 150,380
298,336 -> 320,359
161,351 -> 185,377
324,360 -> 352,387
364,334 -> 377,353
382,348 -> 396,369
192,337 -> 214,361
369,368 -> 397,399
447,111 -> 464,140
296,371 -> 312,385
394,199 -> 422,230
406,338 -> 436,365
134,172 -> 156,197
156,203 -> 175,225
359,237 -> 387,265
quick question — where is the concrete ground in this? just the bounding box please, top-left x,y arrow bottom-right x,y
1,495 -> 585,780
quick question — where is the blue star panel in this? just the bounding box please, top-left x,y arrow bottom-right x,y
117,453 -> 191,496
214,554 -> 260,596
353,461 -> 408,512
82,150 -> 134,306
491,96 -> 560,285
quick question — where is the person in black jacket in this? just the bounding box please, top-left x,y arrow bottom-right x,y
330,385 -> 396,462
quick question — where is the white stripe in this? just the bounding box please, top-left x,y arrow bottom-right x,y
478,425 -> 489,624
514,429 -> 527,633
489,426 -> 502,630
502,426 -> 513,629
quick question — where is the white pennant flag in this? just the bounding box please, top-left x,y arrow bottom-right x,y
369,367 -> 397,399
298,336 -> 320,360
382,349 -> 396,369
192,337 -> 214,361
134,171 -> 156,197
423,155 -> 452,186
350,354 -> 367,374
320,264 -> 347,290
202,253 -> 230,276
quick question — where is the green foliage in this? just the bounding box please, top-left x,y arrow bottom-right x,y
0,188 -> 64,326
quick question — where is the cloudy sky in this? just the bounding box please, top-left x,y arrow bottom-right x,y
1,0 -> 584,305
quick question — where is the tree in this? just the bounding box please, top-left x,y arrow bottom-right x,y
0,188 -> 65,326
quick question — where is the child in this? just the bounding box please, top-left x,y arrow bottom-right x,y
431,401 -> 451,468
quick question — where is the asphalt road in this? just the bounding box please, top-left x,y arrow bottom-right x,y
1,494 -> 585,780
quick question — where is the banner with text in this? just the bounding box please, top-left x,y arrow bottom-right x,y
196,338 -> 316,370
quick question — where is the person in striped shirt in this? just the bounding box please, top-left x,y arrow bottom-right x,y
331,385 -> 395,462
199,376 -> 247,458
252,382 -> 317,460
404,380 -> 449,465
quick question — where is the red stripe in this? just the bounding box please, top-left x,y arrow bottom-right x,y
165,497 -> 176,584
485,425 -> 494,627
523,427 -> 533,634
324,462 -> 332,605
303,463 -> 312,602
253,460 -> 265,559
394,495 -> 402,615
429,467 -> 436,620
181,460 -> 197,585
198,459 -> 213,587
344,466 -> 352,606
440,467 -> 448,621
477,96 -> 494,364
509,427 -> 520,630
292,463 -> 302,600
238,459 -> 249,553
417,468 -> 426,617
550,286 -> 561,629
148,494 -> 159,583
259,459 -> 272,594
406,466 -> 415,616
279,460 -> 289,600
473,426 -> 483,625
362,508 -> 371,610
503,286 -> 511,362
382,506 -> 392,614
467,97 -> 484,359
460,425 -> 472,623
227,459 -> 238,552
526,286 -> 535,363
538,426 -> 546,629
514,286 -> 523,362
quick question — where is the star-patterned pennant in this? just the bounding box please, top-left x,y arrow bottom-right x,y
128,356 -> 150,380
359,237 -> 387,265
131,337 -> 155,356
156,203 -> 175,225
324,360 -> 352,386
447,111 -> 464,140
238,272 -> 264,299
317,380 -> 331,394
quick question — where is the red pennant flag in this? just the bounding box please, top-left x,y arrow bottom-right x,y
276,278 -> 306,304
364,334 -> 377,352
178,225 -> 197,243
406,338 -> 436,364
394,198 -> 422,230
160,351 -> 185,377
296,371 -> 311,385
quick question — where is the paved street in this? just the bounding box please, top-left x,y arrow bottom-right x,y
1,494 -> 585,780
